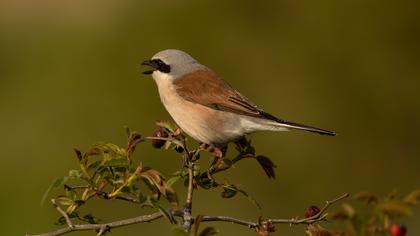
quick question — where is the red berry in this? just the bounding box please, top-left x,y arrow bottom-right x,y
305,205 -> 320,218
390,223 -> 407,236
151,127 -> 169,148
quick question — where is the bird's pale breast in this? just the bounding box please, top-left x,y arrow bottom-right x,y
153,73 -> 267,146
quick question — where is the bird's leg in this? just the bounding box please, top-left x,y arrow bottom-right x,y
206,145 -> 227,181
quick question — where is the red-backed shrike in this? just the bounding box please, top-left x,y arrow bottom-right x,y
141,49 -> 334,147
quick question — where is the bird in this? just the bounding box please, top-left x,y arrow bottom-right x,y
141,49 -> 335,148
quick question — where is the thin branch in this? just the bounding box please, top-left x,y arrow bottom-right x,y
182,156 -> 195,232
27,212 -> 163,236
96,225 -> 109,236
51,199 -> 73,229
200,215 -> 258,227
29,193 -> 349,236
201,193 -> 350,227
186,162 -> 194,209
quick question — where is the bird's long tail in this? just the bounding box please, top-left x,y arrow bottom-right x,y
273,119 -> 336,136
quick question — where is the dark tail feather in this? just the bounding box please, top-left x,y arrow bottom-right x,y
259,111 -> 336,136
279,120 -> 336,136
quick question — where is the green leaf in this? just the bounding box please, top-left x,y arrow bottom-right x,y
199,227 -> 218,236
139,192 -> 153,207
87,160 -> 101,171
171,226 -> 189,236
220,184 -> 261,209
156,121 -> 178,133
40,177 -> 69,206
197,176 -> 213,190
403,189 -> 420,206
167,176 -> 182,187
85,143 -> 126,160
236,188 -> 262,210
74,200 -> 85,205
55,196 -> 74,206
83,213 -> 100,224
54,216 -> 67,226
64,187 -> 77,200
221,185 -> 238,198
68,169 -> 83,179
104,158 -> 129,168
153,201 -> 176,224
53,176 -> 69,187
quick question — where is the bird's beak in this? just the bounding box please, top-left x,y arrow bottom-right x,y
141,60 -> 158,75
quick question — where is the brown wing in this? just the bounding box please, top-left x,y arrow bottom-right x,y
173,68 -> 336,136
173,68 -> 281,122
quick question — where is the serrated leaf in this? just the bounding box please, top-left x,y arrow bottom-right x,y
377,200 -> 412,217
85,143 -> 126,160
221,185 -> 238,198
171,226 -> 189,236
140,169 -> 178,208
403,189 -> 420,206
199,227 -> 218,236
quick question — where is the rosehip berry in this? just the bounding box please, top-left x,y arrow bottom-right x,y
151,127 -> 169,149
390,223 -> 407,236
305,205 -> 320,218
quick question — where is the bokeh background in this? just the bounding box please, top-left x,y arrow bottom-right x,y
1,0 -> 419,235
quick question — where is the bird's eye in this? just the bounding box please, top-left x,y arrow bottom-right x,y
153,59 -> 171,73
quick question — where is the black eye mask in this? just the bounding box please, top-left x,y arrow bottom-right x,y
141,59 -> 171,74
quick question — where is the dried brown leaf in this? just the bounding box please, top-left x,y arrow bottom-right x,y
255,155 -> 276,179
140,169 -> 178,208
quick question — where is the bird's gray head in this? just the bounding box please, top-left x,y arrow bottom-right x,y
141,49 -> 206,79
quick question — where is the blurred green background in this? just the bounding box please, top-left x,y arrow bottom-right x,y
1,0 -> 419,235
